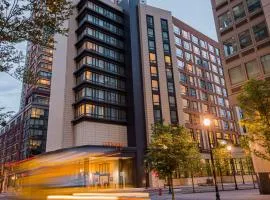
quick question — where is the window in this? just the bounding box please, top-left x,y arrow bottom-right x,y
239,30 -> 252,49
177,60 -> 184,69
180,73 -> 187,83
175,36 -> 181,46
152,80 -> 159,91
182,30 -> 190,40
223,37 -> 238,57
176,48 -> 183,58
161,20 -> 168,31
200,40 -> 207,49
212,64 -> 218,73
147,15 -> 154,26
202,50 -> 209,60
174,26 -> 181,35
253,22 -> 269,42
201,91 -> 208,101
153,95 -> 160,106
246,0 -> 261,13
162,32 -> 169,41
154,109 -> 161,122
217,97 -> 225,106
218,11 -> 232,31
170,111 -> 178,123
165,56 -> 172,65
232,3 -> 246,21
196,67 -> 202,77
215,85 -> 222,95
208,44 -> 214,53
185,52 -> 193,62
200,80 -> 206,89
148,40 -> 155,51
229,66 -> 246,84
163,43 -> 170,53
151,66 -> 158,77
149,53 -> 156,63
193,45 -> 200,55
180,85 -> 188,95
186,64 -> 193,73
183,41 -> 191,51
215,0 -> 227,7
166,68 -> 173,79
245,60 -> 260,78
167,82 -> 175,93
190,88 -> 196,97
202,60 -> 209,68
147,28 -> 154,38
169,96 -> 176,107
214,75 -> 221,84
191,35 -> 199,44
261,54 -> 270,74
215,48 -> 220,56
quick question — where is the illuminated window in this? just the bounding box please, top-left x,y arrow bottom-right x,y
165,56 -> 171,65
150,66 -> 158,77
152,95 -> 160,106
151,80 -> 159,91
38,79 -> 50,86
85,71 -> 92,80
31,108 -> 45,118
149,53 -> 156,63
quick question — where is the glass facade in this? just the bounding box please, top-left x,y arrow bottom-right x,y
75,0 -> 126,124
146,15 -> 162,123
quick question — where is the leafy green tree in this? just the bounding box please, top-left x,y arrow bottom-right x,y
238,79 -> 270,161
213,144 -> 231,175
145,123 -> 201,200
0,0 -> 73,81
0,107 -> 14,127
0,0 -> 73,122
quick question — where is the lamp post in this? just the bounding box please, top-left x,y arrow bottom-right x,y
227,145 -> 238,190
203,118 -> 220,200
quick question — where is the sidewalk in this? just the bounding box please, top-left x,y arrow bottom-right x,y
151,189 -> 270,200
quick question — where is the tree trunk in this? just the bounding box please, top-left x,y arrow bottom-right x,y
168,176 -> 172,194
170,174 -> 175,200
191,171 -> 195,193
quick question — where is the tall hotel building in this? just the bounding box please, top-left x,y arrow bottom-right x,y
211,0 -> 270,193
1,0 -> 243,188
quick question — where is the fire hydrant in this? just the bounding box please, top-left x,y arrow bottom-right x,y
158,188 -> 162,196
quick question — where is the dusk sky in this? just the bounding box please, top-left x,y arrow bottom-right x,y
0,0 -> 217,113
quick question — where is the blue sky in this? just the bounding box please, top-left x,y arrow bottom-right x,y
0,0 -> 217,113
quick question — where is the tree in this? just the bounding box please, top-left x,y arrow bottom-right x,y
144,123 -> 201,200
0,0 -> 73,82
213,144 -> 231,175
0,107 -> 14,128
238,79 -> 270,161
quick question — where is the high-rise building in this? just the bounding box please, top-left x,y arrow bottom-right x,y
211,0 -> 270,194
1,0 -> 250,189
46,0 -> 242,187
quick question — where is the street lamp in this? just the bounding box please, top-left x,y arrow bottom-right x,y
203,118 -> 221,200
227,145 -> 238,190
